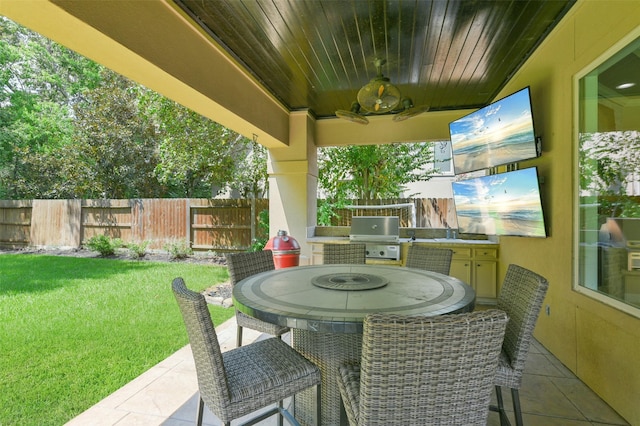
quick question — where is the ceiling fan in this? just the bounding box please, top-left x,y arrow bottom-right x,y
357,58 -> 401,114
335,58 -> 428,124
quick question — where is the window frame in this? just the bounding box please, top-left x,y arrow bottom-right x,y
573,28 -> 640,319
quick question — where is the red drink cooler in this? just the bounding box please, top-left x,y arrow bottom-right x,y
264,230 -> 300,269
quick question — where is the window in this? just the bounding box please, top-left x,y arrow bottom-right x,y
576,35 -> 640,316
433,141 -> 454,175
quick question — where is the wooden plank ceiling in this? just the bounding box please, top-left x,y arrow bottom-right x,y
174,0 -> 575,119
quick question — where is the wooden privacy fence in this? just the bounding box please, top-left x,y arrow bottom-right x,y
0,197 -> 456,251
0,198 -> 269,252
329,198 -> 457,229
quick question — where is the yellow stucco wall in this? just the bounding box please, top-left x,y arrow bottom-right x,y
494,2 -> 640,423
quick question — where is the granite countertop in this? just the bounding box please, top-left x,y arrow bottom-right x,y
306,236 -> 498,245
306,226 -> 498,245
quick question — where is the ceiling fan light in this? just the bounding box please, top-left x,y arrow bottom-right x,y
357,78 -> 401,113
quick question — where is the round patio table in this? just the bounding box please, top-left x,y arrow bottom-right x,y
233,264 -> 476,426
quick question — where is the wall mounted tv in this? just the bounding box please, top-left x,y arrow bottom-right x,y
449,86 -> 540,175
451,167 -> 547,238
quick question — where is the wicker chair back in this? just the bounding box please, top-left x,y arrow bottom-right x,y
226,250 -> 275,284
492,264 -> 549,426
405,245 -> 453,275
172,278 -> 231,414
323,243 -> 366,264
338,310 -> 508,425
225,250 -> 288,346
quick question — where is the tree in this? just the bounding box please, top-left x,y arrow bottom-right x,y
317,143 -> 436,224
318,143 -> 436,200
151,94 -> 266,198
0,17 -> 268,201
0,17 -> 101,198
228,139 -> 268,198
152,95 -> 235,197
70,70 -> 162,198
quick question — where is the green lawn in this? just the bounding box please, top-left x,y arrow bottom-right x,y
0,254 -> 233,425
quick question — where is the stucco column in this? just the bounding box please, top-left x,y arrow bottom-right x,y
267,110 -> 318,264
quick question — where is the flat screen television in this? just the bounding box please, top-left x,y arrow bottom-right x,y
451,167 -> 547,237
449,86 -> 539,175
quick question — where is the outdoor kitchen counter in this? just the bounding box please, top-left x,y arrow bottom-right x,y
307,237 -> 499,266
307,238 -> 500,302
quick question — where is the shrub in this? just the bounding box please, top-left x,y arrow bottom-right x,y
317,198 -> 345,226
85,235 -> 123,257
249,238 -> 268,252
127,240 -> 150,259
249,209 -> 269,252
164,239 -> 193,259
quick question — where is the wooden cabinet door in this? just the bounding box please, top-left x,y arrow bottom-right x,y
450,259 -> 472,286
474,260 -> 497,298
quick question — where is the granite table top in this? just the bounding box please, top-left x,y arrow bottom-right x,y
232,264 -> 476,334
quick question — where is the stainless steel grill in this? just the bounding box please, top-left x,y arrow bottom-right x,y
349,216 -> 400,260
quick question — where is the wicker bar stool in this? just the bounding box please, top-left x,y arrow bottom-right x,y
405,245 -> 453,275
172,278 -> 321,426
490,264 -> 549,426
337,310 -> 509,426
323,243 -> 366,264
226,250 -> 289,346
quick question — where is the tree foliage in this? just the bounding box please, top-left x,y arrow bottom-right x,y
150,94 -> 261,197
228,138 -> 268,198
70,71 -> 162,198
316,143 -> 437,225
318,143 -> 436,201
0,17 -> 101,198
0,18 -> 267,200
579,130 -> 640,218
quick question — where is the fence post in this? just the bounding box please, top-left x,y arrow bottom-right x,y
186,198 -> 192,248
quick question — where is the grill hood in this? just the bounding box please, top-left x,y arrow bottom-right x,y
349,216 -> 400,243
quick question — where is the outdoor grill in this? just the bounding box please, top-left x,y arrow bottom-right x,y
349,216 -> 401,260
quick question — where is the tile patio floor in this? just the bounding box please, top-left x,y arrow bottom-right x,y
66,314 -> 630,426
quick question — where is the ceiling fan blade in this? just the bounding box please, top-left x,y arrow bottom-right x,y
393,105 -> 430,122
335,109 -> 369,125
